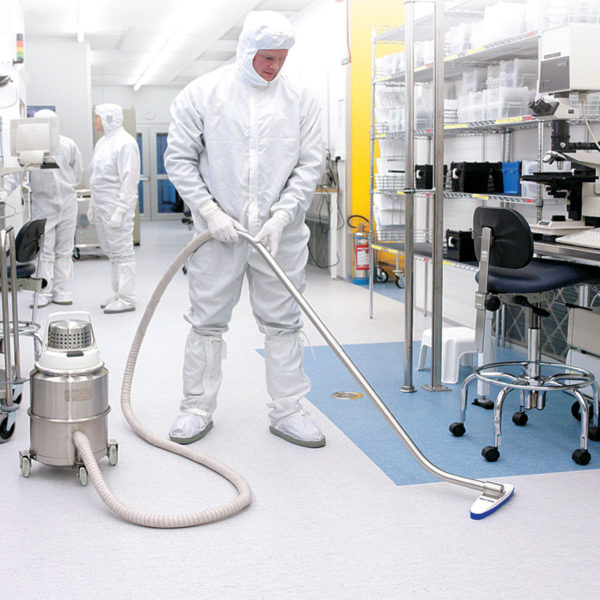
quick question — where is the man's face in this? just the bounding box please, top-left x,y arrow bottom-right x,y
94,114 -> 104,133
252,49 -> 289,82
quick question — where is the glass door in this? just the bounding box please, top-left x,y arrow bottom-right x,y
136,125 -> 181,220
137,132 -> 150,220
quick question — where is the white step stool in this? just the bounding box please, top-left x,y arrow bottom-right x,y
417,326 -> 477,384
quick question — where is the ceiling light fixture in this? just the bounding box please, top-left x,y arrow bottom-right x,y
76,0 -> 85,43
132,5 -> 196,92
132,19 -> 186,92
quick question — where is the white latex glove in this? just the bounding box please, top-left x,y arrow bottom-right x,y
86,204 -> 94,225
199,202 -> 243,243
256,211 -> 291,257
108,205 -> 127,229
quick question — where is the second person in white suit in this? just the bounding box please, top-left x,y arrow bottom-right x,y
2,109 -> 82,307
88,103 -> 140,314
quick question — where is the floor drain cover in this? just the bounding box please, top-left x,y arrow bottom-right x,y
331,391 -> 363,400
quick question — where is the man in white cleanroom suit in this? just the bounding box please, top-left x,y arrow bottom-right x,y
88,103 -> 140,314
3,109 -> 82,307
165,11 -> 326,447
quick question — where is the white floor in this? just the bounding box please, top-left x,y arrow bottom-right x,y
3,221 -> 599,599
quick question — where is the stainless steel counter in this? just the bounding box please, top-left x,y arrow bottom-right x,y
534,241 -> 600,264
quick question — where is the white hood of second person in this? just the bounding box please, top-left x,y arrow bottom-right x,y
95,103 -> 123,135
236,10 -> 295,87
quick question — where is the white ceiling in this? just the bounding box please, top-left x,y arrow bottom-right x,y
21,0 -> 318,90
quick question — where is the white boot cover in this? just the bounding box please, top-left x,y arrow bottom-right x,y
101,261 -> 120,308
116,260 -> 136,304
169,331 -> 223,444
264,332 -> 325,447
35,293 -> 51,308
104,261 -> 136,313
269,413 -> 325,448
51,254 -> 74,304
104,297 -> 136,314
169,413 -> 213,444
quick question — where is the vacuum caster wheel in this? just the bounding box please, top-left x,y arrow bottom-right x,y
589,426 -> 600,442
20,454 -> 31,478
0,415 -> 15,443
78,465 -> 88,486
482,446 -> 500,462
449,422 -> 465,437
107,442 -> 118,466
512,411 -> 528,426
572,448 -> 591,465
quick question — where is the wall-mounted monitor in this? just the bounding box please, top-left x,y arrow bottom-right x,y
9,117 -> 59,166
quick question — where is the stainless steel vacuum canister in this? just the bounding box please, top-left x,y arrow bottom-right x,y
27,315 -> 110,467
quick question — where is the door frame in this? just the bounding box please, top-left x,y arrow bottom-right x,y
137,124 -> 180,221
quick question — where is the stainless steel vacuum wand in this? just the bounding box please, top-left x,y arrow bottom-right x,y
237,231 -> 515,519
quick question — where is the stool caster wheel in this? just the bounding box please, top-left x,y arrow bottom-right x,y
571,401 -> 594,422
0,415 -> 15,443
482,446 -> 500,462
589,426 -> 600,442
512,411 -> 528,426
572,448 -> 591,465
449,422 -> 465,437
395,276 -> 404,289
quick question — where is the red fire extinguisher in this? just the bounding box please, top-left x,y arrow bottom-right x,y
348,215 -> 370,284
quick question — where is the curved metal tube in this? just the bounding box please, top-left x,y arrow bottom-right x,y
239,231 -> 509,500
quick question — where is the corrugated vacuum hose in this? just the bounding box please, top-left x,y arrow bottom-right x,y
74,230 -> 252,528
75,229 -> 514,524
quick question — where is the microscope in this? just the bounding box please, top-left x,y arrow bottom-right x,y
525,24 -> 600,236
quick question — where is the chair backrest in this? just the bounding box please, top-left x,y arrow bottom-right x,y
15,219 -> 46,263
473,207 -> 533,269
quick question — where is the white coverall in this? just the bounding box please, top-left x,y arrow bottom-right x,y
3,109 -> 82,306
165,11 -> 325,446
88,104 -> 140,313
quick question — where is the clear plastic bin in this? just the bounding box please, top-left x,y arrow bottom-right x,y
462,68 -> 487,94
446,22 -> 472,56
486,87 -> 529,120
499,59 -> 538,89
375,88 -> 404,109
374,206 -> 404,228
377,138 -> 404,158
373,193 -> 405,211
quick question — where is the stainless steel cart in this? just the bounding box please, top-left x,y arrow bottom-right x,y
73,192 -> 103,259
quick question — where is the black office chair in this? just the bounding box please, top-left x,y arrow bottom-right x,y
449,207 -> 600,465
0,219 -> 46,440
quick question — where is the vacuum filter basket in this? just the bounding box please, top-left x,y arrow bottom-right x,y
47,319 -> 93,350
37,312 -> 103,374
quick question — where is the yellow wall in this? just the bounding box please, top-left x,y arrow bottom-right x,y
350,0 -> 404,274
350,0 -> 403,218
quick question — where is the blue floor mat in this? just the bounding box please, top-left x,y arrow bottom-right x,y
300,341 -> 598,485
